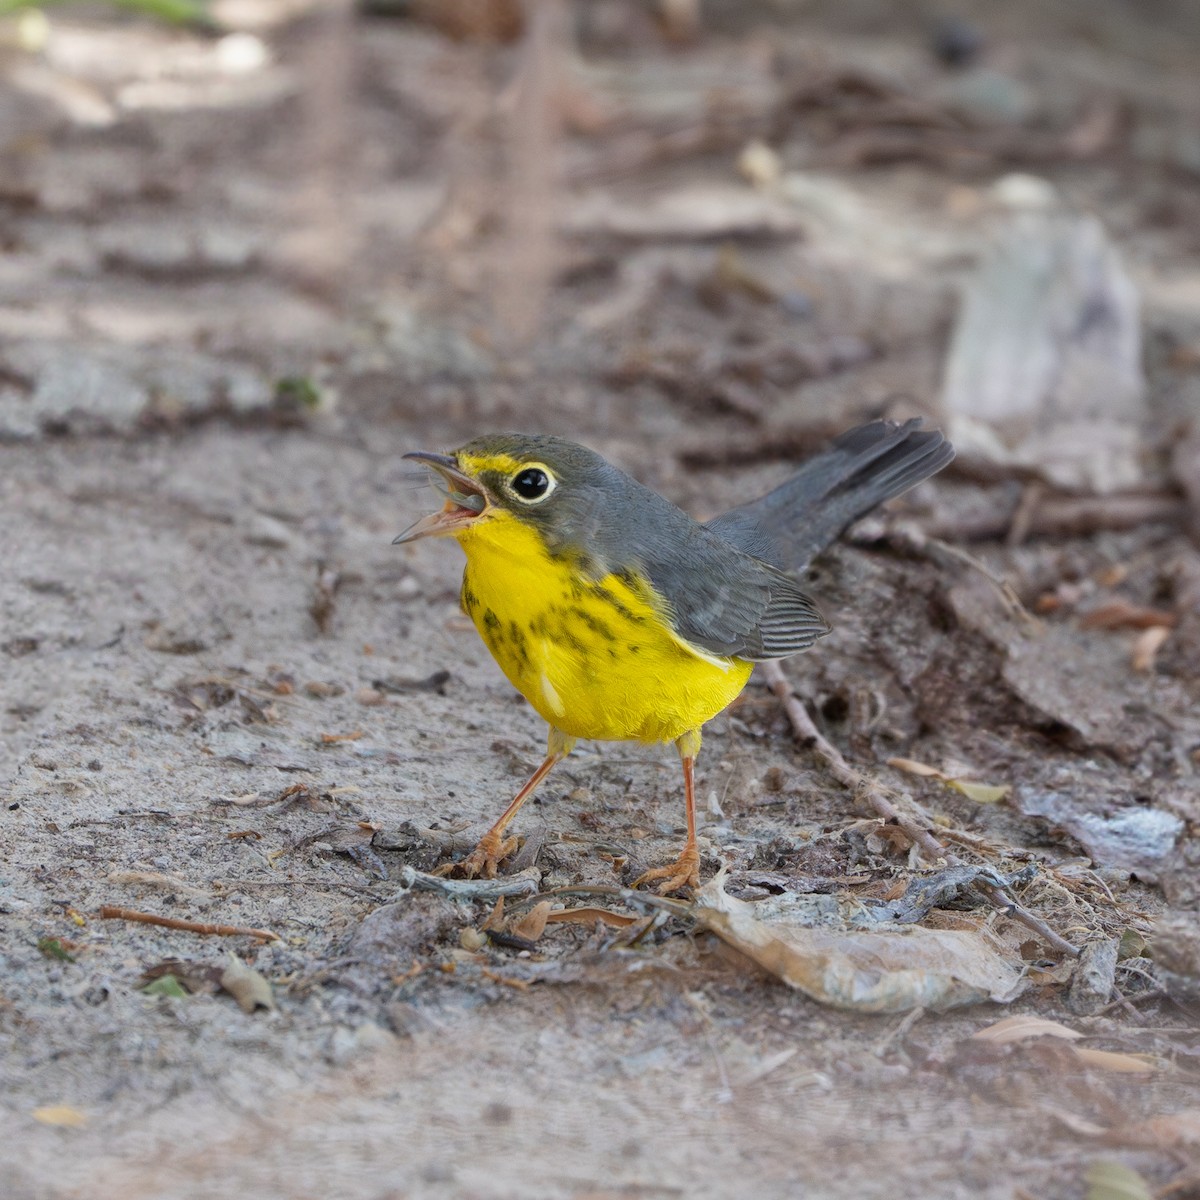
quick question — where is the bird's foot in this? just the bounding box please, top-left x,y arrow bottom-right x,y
632,843 -> 701,895
433,828 -> 520,879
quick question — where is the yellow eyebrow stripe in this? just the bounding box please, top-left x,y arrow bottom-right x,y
457,452 -> 528,477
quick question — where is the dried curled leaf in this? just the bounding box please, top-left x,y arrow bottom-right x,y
972,1015 -> 1083,1043
509,900 -> 553,943
1079,601 -> 1176,631
1130,625 -> 1170,672
1074,1048 -> 1157,1075
948,779 -> 1011,804
886,756 -> 944,777
1054,1110 -> 1108,1137
887,758 -> 1010,803
220,954 -> 276,1014
544,906 -> 640,929
32,1105 -> 88,1128
693,875 -> 1025,1013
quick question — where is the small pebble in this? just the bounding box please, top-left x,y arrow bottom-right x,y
459,927 -> 486,952
395,575 -> 422,601
305,680 -> 346,698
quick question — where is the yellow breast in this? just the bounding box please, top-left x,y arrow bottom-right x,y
454,510 -> 753,744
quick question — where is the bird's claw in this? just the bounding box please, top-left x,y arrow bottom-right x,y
632,844 -> 701,895
434,829 -> 519,879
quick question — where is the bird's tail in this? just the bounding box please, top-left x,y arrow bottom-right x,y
705,419 -> 953,572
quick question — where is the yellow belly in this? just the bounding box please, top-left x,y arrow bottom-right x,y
455,512 -> 753,744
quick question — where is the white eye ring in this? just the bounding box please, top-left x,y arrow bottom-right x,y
508,463 -> 556,505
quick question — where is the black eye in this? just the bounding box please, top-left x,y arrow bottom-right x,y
511,467 -> 551,501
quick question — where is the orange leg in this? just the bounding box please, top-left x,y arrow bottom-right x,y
439,728 -> 574,879
633,729 -> 703,895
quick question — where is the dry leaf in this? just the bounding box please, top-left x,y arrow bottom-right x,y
972,1015 -> 1084,1043
32,1105 -> 88,1128
480,896 -> 506,932
1079,601 -> 1176,631
887,758 -> 1010,804
737,139 -> 782,189
868,824 -> 915,856
1054,1110 -> 1108,1137
1131,625 -> 1170,672
509,900 -> 553,943
1084,1160 -> 1152,1200
886,757 -> 944,777
220,954 -> 276,1014
972,1018 -> 1157,1072
1074,1048 -> 1157,1074
320,730 -> 364,743
949,780 -> 1011,804
694,875 -> 1025,1013
544,906 -> 640,929
459,927 -> 486,952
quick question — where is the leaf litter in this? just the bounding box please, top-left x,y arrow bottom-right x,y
690,870 -> 1026,1012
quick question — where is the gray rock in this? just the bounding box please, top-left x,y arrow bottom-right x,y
0,340 -> 274,439
941,205 -> 1145,492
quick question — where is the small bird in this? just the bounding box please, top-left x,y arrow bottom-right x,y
395,419 -> 953,893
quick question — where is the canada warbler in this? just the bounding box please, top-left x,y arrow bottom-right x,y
395,418 -> 953,892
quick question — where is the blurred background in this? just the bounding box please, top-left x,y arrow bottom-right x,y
2,0 -> 1199,487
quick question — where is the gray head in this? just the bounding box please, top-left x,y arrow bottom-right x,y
392,432 -> 667,567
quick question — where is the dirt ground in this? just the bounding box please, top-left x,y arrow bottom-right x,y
2,2 -> 1199,1198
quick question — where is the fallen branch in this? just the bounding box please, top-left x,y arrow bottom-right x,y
925,493 -> 1184,542
760,661 -> 1080,959
99,906 -> 281,942
397,864 -> 541,900
879,528 -> 1031,624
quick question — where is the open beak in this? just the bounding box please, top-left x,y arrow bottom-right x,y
393,451 -> 490,544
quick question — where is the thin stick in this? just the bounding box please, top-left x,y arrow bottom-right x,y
872,1006 -> 926,1057
398,864 -> 541,900
926,493 -> 1184,542
99,906 -> 281,942
1006,481 -> 1045,548
880,527 -> 1030,623
761,661 -> 1080,959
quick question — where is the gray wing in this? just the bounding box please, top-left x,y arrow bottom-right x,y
639,522 -> 830,662
705,418 -> 953,572
563,459 -> 831,663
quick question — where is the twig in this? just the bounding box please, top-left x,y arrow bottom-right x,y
881,526 -> 1031,623
1005,481 -> 1045,548
760,661 -> 1080,959
99,906 -> 281,942
926,493 -> 1185,542
872,1006 -> 925,1057
397,864 -> 541,900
